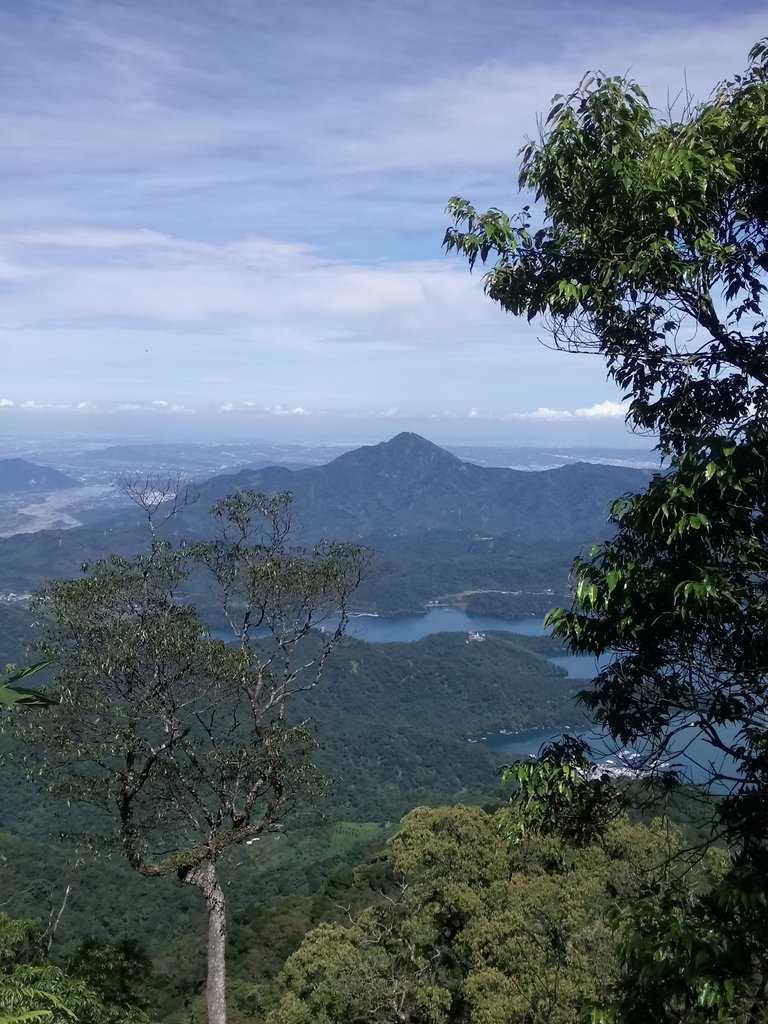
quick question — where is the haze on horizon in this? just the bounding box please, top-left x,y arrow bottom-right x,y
1,0 -> 764,446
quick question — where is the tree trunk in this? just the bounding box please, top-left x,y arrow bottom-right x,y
182,861 -> 227,1024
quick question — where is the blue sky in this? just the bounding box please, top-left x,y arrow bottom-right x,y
0,0 -> 764,443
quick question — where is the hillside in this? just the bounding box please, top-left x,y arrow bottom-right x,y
0,458 -> 81,493
1,628 -> 580,841
0,628 -> 580,970
0,436 -> 649,1022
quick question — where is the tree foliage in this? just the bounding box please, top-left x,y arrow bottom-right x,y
0,913 -> 148,1024
262,805 -> 690,1024
500,735 -> 623,847
0,664 -> 52,709
445,40 -> 768,450
445,38 -> 768,1021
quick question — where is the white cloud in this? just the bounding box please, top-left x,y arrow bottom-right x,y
264,405 -> 310,416
574,400 -> 627,419
135,400 -> 196,414
0,228 -> 484,331
512,401 -> 628,421
215,402 -> 314,417
16,399 -> 82,411
323,13 -> 767,181
17,228 -> 172,250
0,1 -> 761,424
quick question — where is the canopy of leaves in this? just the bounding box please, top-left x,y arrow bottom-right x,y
259,805 -> 699,1024
0,913 -> 149,1024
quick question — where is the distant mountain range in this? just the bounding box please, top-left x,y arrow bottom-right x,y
0,433 -> 653,615
0,458 -> 81,494
198,432 -> 650,543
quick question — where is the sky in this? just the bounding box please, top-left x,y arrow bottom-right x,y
0,0 -> 765,444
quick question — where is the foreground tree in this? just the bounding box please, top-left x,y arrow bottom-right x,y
262,805 -> 693,1024
14,491 -> 367,1024
445,39 -> 768,1020
0,912 -> 149,1024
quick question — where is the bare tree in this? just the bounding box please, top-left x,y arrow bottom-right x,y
14,490 -> 369,1024
116,472 -> 198,539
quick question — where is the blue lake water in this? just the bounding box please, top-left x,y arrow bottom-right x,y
346,607 -> 546,642
342,609 -> 739,787
481,716 -> 742,789
345,608 -> 601,680
547,653 -> 603,679
218,607 -> 598,677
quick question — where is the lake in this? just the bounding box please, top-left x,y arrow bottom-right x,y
218,606 -> 600,678
343,609 -> 737,787
346,607 -> 546,641
217,606 -> 740,787
480,713 -> 741,789
345,607 -> 602,679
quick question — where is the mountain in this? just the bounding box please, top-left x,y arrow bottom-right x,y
0,458 -> 81,494
199,432 -> 650,543
0,434 -> 652,614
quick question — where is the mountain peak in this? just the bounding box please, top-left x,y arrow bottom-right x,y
381,432 -> 454,454
332,433 -> 463,471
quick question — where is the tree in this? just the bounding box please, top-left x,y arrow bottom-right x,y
444,39 -> 768,1019
263,805 -> 689,1024
13,491 -> 368,1024
0,912 -> 149,1024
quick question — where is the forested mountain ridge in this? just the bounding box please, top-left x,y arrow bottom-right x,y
1,630 -> 580,850
0,434 -> 650,614
198,431 -> 651,542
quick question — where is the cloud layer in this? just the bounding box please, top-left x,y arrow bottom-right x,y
0,0 -> 764,437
